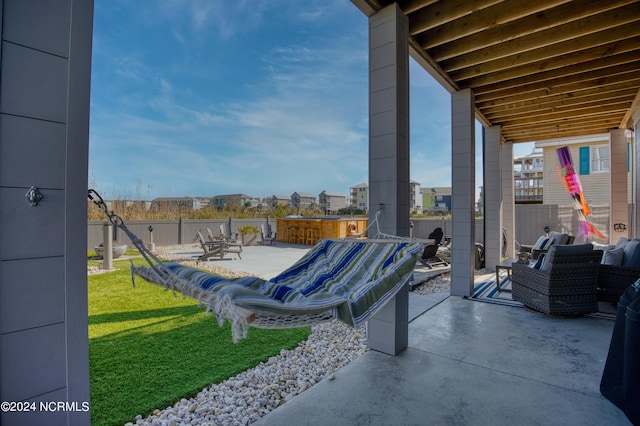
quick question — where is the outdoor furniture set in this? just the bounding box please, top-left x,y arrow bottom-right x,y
195,229 -> 243,261
509,233 -> 640,316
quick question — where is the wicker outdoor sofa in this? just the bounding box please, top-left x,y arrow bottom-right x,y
511,244 -> 603,316
596,238 -> 640,304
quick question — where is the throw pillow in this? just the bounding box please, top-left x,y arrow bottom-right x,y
602,247 -> 624,266
615,237 -> 630,249
622,240 -> 640,268
532,253 -> 546,270
532,235 -> 548,250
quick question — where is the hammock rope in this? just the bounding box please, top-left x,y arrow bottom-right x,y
88,190 -> 422,342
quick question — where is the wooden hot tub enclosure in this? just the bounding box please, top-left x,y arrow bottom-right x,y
277,218 -> 368,245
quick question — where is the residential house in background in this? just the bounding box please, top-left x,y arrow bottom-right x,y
514,147 -> 544,204
410,180 -> 421,213
350,183 -> 369,212
150,197 -> 210,212
290,192 -> 316,209
104,199 -> 152,212
319,190 -> 347,214
421,187 -> 452,214
210,194 -> 254,210
269,194 -> 291,208
536,133 -> 632,206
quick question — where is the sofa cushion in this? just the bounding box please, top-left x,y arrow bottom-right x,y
615,237 -> 630,249
622,239 -> 640,268
602,246 -> 624,266
591,242 -> 615,251
539,243 -> 594,272
549,231 -> 570,245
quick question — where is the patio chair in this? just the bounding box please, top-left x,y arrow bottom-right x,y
519,231 -> 574,261
260,223 -> 277,245
219,223 -> 239,242
511,244 -> 603,316
418,228 -> 448,269
195,231 -> 242,261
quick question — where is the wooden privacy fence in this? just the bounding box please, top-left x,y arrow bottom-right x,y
87,204 -> 617,252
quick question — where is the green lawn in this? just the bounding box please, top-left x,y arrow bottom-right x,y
89,259 -> 310,426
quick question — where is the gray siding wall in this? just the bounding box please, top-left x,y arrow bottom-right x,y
0,1 -> 93,425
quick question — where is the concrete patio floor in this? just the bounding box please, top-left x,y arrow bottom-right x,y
169,242 -> 631,425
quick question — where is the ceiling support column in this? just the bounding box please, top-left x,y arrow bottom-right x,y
450,89 -> 475,297
366,3 -> 410,356
501,140 -> 516,260
483,126 -> 511,272
610,129 -> 629,243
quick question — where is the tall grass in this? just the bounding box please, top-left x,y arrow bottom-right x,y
89,259 -> 310,426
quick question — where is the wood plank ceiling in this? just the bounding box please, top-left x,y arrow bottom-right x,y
352,0 -> 640,143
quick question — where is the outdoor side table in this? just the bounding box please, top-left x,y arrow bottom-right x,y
495,259 -> 517,292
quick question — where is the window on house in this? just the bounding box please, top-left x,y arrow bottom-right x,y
591,145 -> 609,173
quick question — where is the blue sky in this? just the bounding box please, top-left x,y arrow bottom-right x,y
89,0 -> 532,201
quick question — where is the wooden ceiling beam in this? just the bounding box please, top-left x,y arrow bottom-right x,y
472,55 -> 640,99
426,0 -> 637,60
497,103 -> 630,127
408,0 -> 502,35
485,99 -> 637,127
415,0 -> 570,50
504,119 -> 620,135
499,120 -> 625,142
459,37 -> 640,90
502,119 -> 623,142
504,128 -> 615,143
399,0 -> 438,15
447,20 -> 640,78
481,87 -> 639,121
479,79 -> 640,111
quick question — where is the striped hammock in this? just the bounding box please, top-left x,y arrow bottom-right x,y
133,239 -> 422,342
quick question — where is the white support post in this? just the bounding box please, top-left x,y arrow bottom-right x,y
366,3 -> 410,355
610,129 -> 629,243
501,141 -> 515,259
450,89 -> 476,296
483,126 -> 502,271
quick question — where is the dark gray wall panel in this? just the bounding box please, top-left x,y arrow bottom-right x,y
0,115 -> 66,188
0,323 -> 66,401
0,41 -> 68,123
0,257 -> 65,333
3,0 -> 70,58
0,188 -> 64,260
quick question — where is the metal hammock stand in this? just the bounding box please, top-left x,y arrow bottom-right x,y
88,190 -> 422,342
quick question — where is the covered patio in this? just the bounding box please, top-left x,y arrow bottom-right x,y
1,1 -> 639,425
255,296 -> 628,425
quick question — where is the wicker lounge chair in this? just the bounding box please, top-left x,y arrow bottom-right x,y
596,238 -> 640,304
519,231 -> 574,261
511,244 -> 603,316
